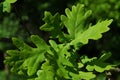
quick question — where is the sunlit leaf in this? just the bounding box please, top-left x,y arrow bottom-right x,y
3,0 -> 17,12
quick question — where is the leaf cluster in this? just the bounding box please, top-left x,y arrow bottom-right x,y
4,4 -> 115,80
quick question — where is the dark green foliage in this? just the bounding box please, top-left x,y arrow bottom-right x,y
0,15 -> 18,38
78,0 -> 120,25
78,0 -> 120,63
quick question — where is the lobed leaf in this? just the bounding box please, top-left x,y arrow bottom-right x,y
31,35 -> 49,50
35,70 -> 54,80
40,11 -> 63,38
71,19 -> 113,45
70,71 -> 96,80
4,3 -> 114,80
61,4 -> 112,50
5,35 -> 49,76
80,53 -> 115,73
61,4 -> 92,39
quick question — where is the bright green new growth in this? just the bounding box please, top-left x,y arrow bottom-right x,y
61,4 -> 112,45
5,4 -> 114,80
3,0 -> 17,12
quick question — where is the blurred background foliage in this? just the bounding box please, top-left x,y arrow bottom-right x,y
0,0 -> 120,80
78,0 -> 120,62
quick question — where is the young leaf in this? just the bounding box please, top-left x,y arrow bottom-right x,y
61,4 -> 112,48
70,71 -> 96,80
80,53 -> 115,73
61,4 -> 92,39
71,19 -> 113,45
31,35 -> 49,50
3,0 -> 17,12
4,50 -> 23,73
40,11 -> 68,42
49,40 -> 59,52
5,35 -> 49,76
40,41 -> 75,79
4,3 -> 114,80
22,50 -> 45,76
40,11 -> 62,38
86,64 -> 112,73
3,1 -> 11,12
35,70 -> 54,80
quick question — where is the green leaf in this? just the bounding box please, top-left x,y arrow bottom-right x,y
79,71 -> 96,80
5,0 -> 17,3
49,40 -> 59,52
35,61 -> 55,80
5,35 -> 49,76
71,19 -> 113,45
12,37 -> 31,51
31,35 -> 49,50
98,52 -> 112,61
40,11 -> 62,38
86,64 -> 112,73
61,4 -> 112,47
40,11 -> 67,42
80,55 -> 97,64
61,4 -> 92,39
35,70 -> 54,80
3,1 -> 11,12
5,50 -> 23,74
4,3 -> 114,80
22,35 -> 49,76
3,0 -> 17,12
70,71 -> 96,80
40,41 -> 74,79
81,53 -> 115,73
22,50 -> 45,76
